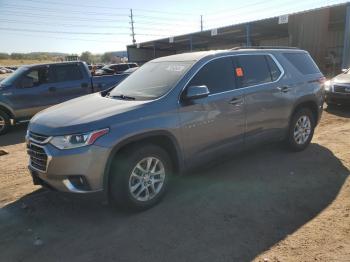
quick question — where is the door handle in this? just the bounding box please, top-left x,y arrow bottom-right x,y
277,86 -> 291,93
48,86 -> 56,92
229,97 -> 243,105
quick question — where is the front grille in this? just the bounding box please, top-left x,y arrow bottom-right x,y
27,143 -> 48,172
334,85 -> 350,94
29,132 -> 50,144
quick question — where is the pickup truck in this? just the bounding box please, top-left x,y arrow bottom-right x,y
0,61 -> 128,135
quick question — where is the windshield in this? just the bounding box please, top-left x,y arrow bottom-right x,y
109,61 -> 193,100
0,67 -> 27,86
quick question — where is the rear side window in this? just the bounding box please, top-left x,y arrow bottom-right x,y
237,55 -> 272,87
188,57 -> 236,94
50,64 -> 83,82
283,53 -> 319,75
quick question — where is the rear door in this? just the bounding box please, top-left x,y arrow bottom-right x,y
49,63 -> 91,104
178,56 -> 245,167
235,54 -> 292,145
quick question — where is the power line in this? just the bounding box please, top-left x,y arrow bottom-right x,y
6,0 -> 193,16
0,19 -> 130,29
2,32 -> 127,43
0,4 -> 129,17
0,27 -> 170,37
0,11 -> 129,23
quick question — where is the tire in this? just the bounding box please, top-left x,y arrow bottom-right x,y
286,108 -> 315,152
0,110 -> 10,136
109,144 -> 173,211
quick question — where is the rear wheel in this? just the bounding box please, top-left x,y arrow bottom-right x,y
109,144 -> 173,211
0,110 -> 10,135
286,108 -> 315,151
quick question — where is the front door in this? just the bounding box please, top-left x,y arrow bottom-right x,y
9,66 -> 56,119
178,56 -> 246,168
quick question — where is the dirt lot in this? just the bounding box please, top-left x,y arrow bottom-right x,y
0,107 -> 349,262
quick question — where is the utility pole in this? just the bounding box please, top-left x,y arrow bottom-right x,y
130,9 -> 136,45
200,15 -> 203,31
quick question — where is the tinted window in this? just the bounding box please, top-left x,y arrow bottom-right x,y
237,55 -> 271,87
51,64 -> 83,82
266,56 -> 282,81
129,63 -> 138,68
283,53 -> 319,75
109,61 -> 193,100
116,64 -> 129,72
188,57 -> 235,94
24,67 -> 49,87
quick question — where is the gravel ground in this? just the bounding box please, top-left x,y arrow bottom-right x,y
0,106 -> 349,262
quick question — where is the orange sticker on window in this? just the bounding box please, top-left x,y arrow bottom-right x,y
236,67 -> 244,77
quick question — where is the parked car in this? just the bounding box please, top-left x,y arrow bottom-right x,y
26,48 -> 324,210
325,68 -> 350,106
0,61 -> 129,134
95,63 -> 138,75
0,67 -> 12,74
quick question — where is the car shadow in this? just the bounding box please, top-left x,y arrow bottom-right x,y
0,143 -> 348,262
0,123 -> 28,147
325,104 -> 350,118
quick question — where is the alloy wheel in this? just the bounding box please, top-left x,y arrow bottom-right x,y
293,115 -> 311,145
128,157 -> 166,202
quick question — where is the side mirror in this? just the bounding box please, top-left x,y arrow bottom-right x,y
184,85 -> 210,100
20,77 -> 34,88
342,69 -> 348,73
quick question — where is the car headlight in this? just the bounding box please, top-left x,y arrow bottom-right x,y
50,128 -> 109,150
324,80 -> 333,92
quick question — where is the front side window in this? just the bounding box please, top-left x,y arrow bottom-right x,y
109,61 -> 193,100
237,55 -> 272,87
50,64 -> 83,83
188,57 -> 236,94
23,67 -> 49,87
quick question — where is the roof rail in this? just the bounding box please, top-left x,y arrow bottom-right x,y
230,46 -> 299,50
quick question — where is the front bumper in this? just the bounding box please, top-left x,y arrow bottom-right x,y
325,91 -> 350,105
27,141 -> 111,193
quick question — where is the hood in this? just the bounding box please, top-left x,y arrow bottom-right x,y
29,93 -> 149,135
333,73 -> 350,84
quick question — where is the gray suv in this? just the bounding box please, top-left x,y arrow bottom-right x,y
26,48 -> 325,210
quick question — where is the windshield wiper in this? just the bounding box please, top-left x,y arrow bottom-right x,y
110,94 -> 136,100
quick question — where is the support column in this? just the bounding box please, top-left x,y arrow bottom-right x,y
189,36 -> 193,51
342,4 -> 350,69
246,23 -> 251,47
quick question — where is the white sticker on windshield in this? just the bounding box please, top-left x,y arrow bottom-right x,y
165,65 -> 186,72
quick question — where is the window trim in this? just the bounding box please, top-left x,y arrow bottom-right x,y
179,53 -> 285,102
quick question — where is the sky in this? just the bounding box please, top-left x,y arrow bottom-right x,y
0,0 -> 348,54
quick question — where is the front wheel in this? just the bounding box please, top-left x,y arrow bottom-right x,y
109,144 -> 173,211
0,110 -> 10,136
286,108 -> 315,151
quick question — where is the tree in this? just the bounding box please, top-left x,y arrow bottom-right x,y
80,51 -> 93,64
101,52 -> 114,63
